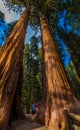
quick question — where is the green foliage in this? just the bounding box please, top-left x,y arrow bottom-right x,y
63,0 -> 80,16
57,27 -> 80,76
29,0 -> 60,33
66,62 -> 80,99
0,11 -> 5,20
21,36 -> 42,113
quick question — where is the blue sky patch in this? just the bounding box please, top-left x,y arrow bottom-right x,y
0,20 -> 8,46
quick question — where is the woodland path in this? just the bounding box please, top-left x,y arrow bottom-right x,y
11,114 -> 48,130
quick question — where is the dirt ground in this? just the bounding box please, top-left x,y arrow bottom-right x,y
11,114 -> 48,130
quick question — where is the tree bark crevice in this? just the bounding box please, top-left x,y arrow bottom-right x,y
0,7 -> 30,130
38,12 -> 80,130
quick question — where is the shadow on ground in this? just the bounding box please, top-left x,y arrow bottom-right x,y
11,119 -> 48,130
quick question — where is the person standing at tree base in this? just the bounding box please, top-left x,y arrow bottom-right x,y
31,101 -> 36,121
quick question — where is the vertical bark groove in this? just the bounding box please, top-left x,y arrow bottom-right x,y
38,12 -> 80,130
0,6 -> 30,129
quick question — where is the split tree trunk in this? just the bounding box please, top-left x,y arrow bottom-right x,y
0,6 -> 30,130
38,12 -> 80,130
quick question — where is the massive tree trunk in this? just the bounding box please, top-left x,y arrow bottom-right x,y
0,6 -> 30,130
12,55 -> 25,119
38,12 -> 80,130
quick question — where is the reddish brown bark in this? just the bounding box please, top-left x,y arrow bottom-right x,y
38,13 -> 80,130
11,58 -> 25,120
0,7 -> 30,130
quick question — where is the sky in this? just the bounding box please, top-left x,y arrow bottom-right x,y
0,0 -> 15,23
0,0 -> 35,44
57,10 -> 71,65
58,10 -> 72,32
0,20 -> 8,45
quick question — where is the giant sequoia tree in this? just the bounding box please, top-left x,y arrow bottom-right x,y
0,0 -> 80,130
38,13 -> 80,130
0,6 -> 30,129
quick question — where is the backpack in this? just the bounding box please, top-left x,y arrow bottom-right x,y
31,103 -> 35,110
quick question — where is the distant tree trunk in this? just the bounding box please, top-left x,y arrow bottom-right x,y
38,12 -> 80,130
0,6 -> 30,130
57,28 -> 80,77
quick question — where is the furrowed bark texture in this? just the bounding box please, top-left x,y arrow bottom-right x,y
0,7 -> 30,130
38,13 -> 80,130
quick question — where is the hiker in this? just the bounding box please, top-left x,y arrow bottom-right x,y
31,101 -> 36,121
31,101 -> 36,115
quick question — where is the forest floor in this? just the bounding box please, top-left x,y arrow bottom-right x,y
11,114 -> 48,130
